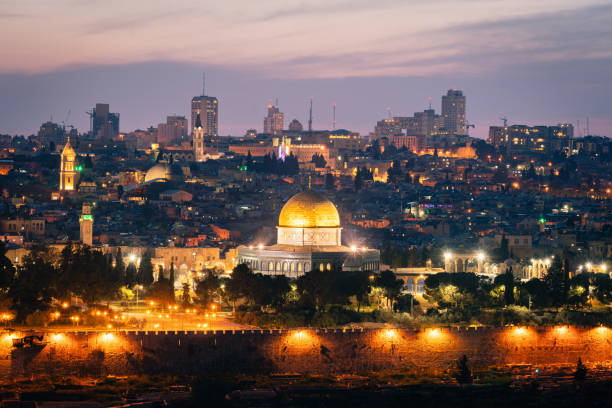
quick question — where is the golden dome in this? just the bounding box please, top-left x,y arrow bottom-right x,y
278,190 -> 340,228
144,163 -> 171,183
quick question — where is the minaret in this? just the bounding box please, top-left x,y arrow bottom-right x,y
59,137 -> 77,191
192,113 -> 205,161
79,203 -> 93,246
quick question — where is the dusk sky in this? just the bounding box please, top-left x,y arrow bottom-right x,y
1,0 -> 612,138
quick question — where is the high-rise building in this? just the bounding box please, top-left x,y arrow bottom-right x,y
191,96 -> 218,139
263,104 -> 284,136
79,203 -> 93,246
488,124 -> 574,153
442,89 -> 466,134
157,115 -> 188,145
90,103 -> 120,139
59,137 -> 77,191
37,121 -> 76,150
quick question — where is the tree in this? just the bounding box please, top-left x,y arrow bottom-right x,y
169,262 -> 176,297
574,358 -> 587,381
494,268 -> 515,306
9,246 -> 58,322
354,168 -> 363,191
114,248 -> 125,283
138,250 -> 154,286
195,271 -> 221,307
181,282 -> 191,307
297,269 -> 336,311
311,153 -> 327,168
125,263 -> 138,287
374,270 -> 403,310
544,257 -> 569,307
325,173 -> 335,190
455,355 -> 473,384
246,151 -> 253,170
522,278 -> 549,308
0,242 -> 16,291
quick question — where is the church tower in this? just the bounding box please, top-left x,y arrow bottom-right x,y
59,137 -> 77,191
79,203 -> 93,246
192,113 -> 205,161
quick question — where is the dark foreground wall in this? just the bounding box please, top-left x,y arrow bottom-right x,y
1,326 -> 611,379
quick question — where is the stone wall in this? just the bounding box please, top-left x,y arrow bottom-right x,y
1,326 -> 611,380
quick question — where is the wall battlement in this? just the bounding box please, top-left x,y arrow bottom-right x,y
1,326 -> 611,380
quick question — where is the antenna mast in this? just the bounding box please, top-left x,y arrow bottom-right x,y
202,72 -> 206,96
332,103 -> 336,131
308,97 -> 313,132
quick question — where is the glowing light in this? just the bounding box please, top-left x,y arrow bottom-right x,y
602,264 -> 607,272
258,244 -> 263,250
149,301 -> 155,306
586,263 -> 592,270
381,328 -> 398,340
50,333 -> 65,342
555,326 -> 568,335
444,252 -> 452,261
477,252 -> 485,262
61,302 -> 69,309
107,324 -> 112,329
513,327 -> 527,335
351,245 -> 357,252
427,328 -> 441,338
211,304 -> 216,310
99,333 -> 115,342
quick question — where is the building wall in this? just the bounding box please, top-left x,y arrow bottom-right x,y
0,218 -> 45,235
1,326 -> 611,380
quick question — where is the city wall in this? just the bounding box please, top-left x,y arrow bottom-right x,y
1,326 -> 611,380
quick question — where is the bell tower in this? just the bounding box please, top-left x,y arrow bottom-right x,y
193,113 -> 205,161
59,137 -> 77,191
79,203 -> 93,246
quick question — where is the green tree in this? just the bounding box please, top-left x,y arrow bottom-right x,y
522,278 -> 550,308
181,282 -> 191,307
114,248 -> 125,283
125,263 -> 138,287
374,270 -> 403,310
325,173 -> 335,190
544,257 -> 569,307
297,269 -> 336,311
195,271 -> 221,307
0,242 -> 15,291
9,246 -> 58,322
138,250 -> 154,286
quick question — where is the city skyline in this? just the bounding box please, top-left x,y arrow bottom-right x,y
1,1 -> 612,138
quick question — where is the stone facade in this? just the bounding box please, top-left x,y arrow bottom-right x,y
2,326 -> 611,380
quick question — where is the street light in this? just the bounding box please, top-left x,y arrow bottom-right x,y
477,252 -> 485,262
444,252 -> 452,261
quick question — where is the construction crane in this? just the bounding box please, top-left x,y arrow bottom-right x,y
464,121 -> 475,136
499,117 -> 508,127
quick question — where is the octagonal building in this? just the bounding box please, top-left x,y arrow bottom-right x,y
237,190 -> 380,277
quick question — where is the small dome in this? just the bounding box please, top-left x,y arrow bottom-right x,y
278,190 -> 340,228
145,164 -> 173,183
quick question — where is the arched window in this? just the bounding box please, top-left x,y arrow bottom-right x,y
326,263 -> 331,271
269,261 -> 274,271
297,263 -> 303,272
319,263 -> 324,272
276,262 -> 281,272
290,263 -> 295,272
305,262 -> 311,272
283,262 -> 288,272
